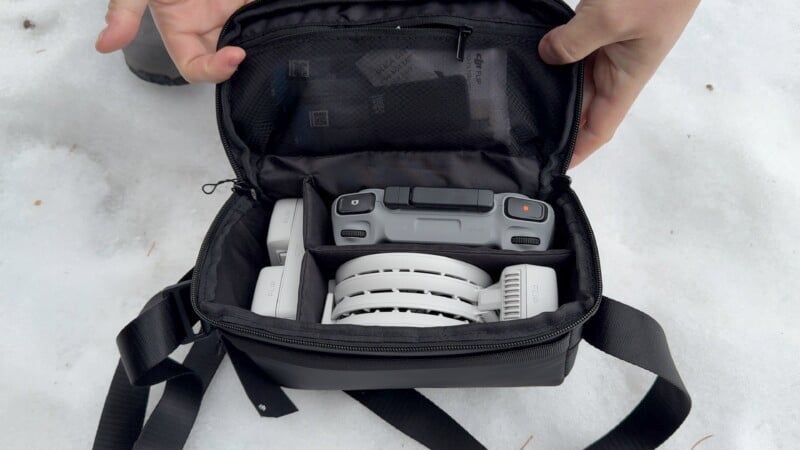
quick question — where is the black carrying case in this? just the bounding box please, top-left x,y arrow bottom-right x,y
94,1 -> 692,448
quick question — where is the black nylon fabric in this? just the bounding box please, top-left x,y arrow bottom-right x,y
225,341 -> 299,417
583,298 -> 691,449
95,290 -> 689,449
347,390 -> 485,450
95,276 -> 227,450
220,0 -> 572,45
93,362 -> 148,450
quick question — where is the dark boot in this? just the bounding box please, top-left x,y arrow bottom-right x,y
122,8 -> 187,86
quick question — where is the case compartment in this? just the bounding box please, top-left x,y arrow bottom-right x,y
192,0 -> 598,354
297,244 -> 575,322
194,181 -> 597,351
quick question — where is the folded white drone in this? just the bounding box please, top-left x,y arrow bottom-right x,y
322,253 -> 559,327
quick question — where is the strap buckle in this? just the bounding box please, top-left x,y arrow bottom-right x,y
162,280 -> 209,344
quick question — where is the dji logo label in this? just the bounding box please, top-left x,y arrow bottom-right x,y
265,279 -> 278,298
288,60 -> 310,78
370,95 -> 385,114
529,284 -> 539,304
309,110 -> 330,128
473,52 -> 484,85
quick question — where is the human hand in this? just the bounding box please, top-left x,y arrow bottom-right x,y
538,0 -> 700,168
95,0 -> 253,83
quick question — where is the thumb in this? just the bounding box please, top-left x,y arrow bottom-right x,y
538,11 -> 621,65
96,0 -> 149,53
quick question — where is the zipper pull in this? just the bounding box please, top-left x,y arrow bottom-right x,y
455,26 -> 473,61
202,178 -> 258,200
233,179 -> 258,201
202,178 -> 237,194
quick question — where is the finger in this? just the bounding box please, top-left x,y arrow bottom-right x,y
539,6 -> 627,65
171,39 -> 246,83
570,80 -> 638,168
96,0 -> 149,53
578,54 -> 597,130
569,56 -> 596,168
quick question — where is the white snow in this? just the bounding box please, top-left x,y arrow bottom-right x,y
1,0 -> 798,448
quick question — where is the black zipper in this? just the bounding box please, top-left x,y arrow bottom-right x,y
392,23 -> 472,61
201,178 -> 258,199
232,21 -> 476,58
559,61 -> 585,175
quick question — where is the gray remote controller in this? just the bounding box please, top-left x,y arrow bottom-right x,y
332,187 -> 555,250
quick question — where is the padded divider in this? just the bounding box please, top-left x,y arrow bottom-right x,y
297,252 -> 327,322
302,178 -> 334,247
553,191 -> 599,308
311,245 -> 573,278
296,244 -> 574,323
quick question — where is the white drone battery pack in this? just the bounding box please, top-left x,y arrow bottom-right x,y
251,266 -> 285,317
252,199 -> 305,319
266,198 -> 303,266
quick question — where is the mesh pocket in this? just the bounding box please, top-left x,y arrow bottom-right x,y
227,27 -> 574,160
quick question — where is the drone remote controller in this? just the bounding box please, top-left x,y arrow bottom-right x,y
332,187 -> 555,250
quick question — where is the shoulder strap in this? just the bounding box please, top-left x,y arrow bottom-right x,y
93,275 -> 223,450
95,288 -> 689,449
93,274 -> 297,450
355,296 -> 691,449
581,297 -> 691,449
347,390 -> 485,449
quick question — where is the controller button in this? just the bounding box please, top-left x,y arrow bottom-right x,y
341,229 -> 367,238
337,193 -> 375,215
511,236 -> 541,246
505,198 -> 547,222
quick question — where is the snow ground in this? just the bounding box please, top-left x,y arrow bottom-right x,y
1,0 -> 798,448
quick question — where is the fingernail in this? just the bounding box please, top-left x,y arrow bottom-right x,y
538,37 -> 553,62
227,58 -> 242,68
95,28 -> 107,47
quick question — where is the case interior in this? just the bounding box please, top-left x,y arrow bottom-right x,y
194,0 -> 600,350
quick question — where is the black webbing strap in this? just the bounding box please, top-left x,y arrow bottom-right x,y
357,296 -> 691,449
347,390 -> 486,450
96,288 -> 689,449
582,297 -> 692,449
94,276 -> 226,450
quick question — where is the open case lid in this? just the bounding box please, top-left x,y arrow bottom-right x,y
214,0 -> 582,199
